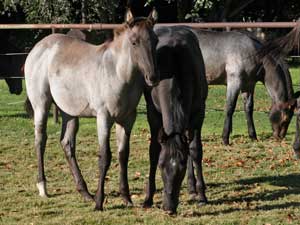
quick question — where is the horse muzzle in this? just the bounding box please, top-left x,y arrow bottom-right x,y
145,72 -> 160,87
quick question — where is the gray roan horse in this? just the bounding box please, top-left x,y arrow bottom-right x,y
192,29 -> 300,145
143,26 -> 208,214
25,9 -> 159,211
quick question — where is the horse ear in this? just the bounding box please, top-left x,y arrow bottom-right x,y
125,8 -> 134,23
147,8 -> 158,25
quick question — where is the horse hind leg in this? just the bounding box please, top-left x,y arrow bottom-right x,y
241,88 -> 257,141
32,99 -> 52,197
222,77 -> 240,145
60,111 -> 93,201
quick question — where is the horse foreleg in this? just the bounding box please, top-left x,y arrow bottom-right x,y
187,156 -> 197,200
293,114 -> 300,159
143,133 -> 160,208
189,129 -> 207,206
222,80 -> 240,145
143,103 -> 161,208
116,112 -> 136,206
94,114 -> 113,211
242,89 -> 257,141
60,112 -> 93,201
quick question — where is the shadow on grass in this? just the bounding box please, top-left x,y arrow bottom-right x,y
195,173 -> 300,217
0,112 -> 30,118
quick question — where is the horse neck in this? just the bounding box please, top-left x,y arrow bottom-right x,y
263,55 -> 294,103
108,36 -> 138,84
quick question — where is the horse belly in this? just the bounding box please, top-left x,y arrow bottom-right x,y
107,86 -> 142,120
205,65 -> 227,85
49,76 -> 94,117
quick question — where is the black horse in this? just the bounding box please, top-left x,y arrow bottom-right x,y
143,26 -> 208,214
0,39 -> 26,95
192,29 -> 300,145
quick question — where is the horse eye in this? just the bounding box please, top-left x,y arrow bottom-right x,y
132,42 -> 136,46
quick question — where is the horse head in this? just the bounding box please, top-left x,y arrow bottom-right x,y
114,9 -> 159,87
5,78 -> 22,95
269,91 -> 300,139
157,128 -> 188,214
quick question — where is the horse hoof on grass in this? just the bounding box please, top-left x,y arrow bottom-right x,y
188,193 -> 197,202
94,205 -> 103,211
142,200 -> 153,208
83,193 -> 95,202
125,200 -> 134,207
198,200 -> 208,207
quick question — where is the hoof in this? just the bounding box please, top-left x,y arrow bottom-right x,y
125,200 -> 134,207
165,210 -> 177,216
94,205 -> 103,211
188,193 -> 197,202
36,181 -> 49,198
82,193 -> 94,202
250,136 -> 258,141
198,201 -> 207,207
142,199 -> 153,208
222,138 -> 230,145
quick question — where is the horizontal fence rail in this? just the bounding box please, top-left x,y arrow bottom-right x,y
0,22 -> 300,30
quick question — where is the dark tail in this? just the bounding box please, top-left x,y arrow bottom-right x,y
259,22 -> 300,58
24,97 -> 34,118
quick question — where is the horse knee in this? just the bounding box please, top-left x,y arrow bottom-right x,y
35,133 -> 47,151
61,139 -> 74,158
189,147 -> 203,162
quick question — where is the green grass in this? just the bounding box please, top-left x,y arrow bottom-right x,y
1,67 -> 300,225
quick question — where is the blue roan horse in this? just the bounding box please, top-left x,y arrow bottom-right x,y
143,26 -> 208,214
25,9 -> 159,211
192,29 -> 300,145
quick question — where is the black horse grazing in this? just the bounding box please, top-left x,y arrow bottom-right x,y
143,26 -> 208,214
192,29 -> 300,145
0,38 -> 26,95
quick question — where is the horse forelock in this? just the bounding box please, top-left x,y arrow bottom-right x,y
164,134 -> 188,162
114,17 -> 151,36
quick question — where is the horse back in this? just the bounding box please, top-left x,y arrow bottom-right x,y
192,29 -> 260,84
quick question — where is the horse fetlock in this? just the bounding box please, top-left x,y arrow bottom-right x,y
36,181 -> 49,197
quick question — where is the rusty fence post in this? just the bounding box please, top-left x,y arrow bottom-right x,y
51,27 -> 59,124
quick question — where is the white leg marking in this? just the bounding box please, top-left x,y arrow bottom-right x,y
36,181 -> 48,197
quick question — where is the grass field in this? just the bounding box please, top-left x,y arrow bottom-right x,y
0,67 -> 300,225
